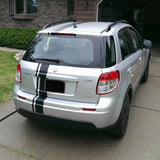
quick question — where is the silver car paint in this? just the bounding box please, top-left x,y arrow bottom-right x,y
13,22 -> 150,129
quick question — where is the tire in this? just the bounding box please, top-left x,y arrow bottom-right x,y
109,95 -> 130,139
141,59 -> 149,83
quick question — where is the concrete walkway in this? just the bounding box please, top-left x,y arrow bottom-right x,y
0,47 -> 25,53
0,47 -> 160,160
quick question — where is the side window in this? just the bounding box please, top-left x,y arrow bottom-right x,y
137,33 -> 143,49
9,0 -> 37,18
15,0 -> 37,15
105,36 -> 116,67
118,29 -> 132,60
127,28 -> 141,51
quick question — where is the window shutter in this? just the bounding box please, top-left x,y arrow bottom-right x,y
68,0 -> 75,16
9,0 -> 14,16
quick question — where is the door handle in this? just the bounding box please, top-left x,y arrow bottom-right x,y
138,57 -> 142,61
127,66 -> 132,73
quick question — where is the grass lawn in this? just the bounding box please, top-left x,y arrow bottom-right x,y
0,50 -> 18,104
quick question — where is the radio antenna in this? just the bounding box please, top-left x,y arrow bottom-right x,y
72,18 -> 77,28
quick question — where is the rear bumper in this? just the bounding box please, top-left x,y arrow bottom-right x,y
13,84 -> 124,129
17,108 -> 97,130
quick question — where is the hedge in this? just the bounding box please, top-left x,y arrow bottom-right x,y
0,28 -> 39,50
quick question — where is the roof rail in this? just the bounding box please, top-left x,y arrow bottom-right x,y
42,19 -> 76,30
106,20 -> 129,32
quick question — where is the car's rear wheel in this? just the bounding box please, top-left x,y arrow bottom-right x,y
109,94 -> 130,139
141,59 -> 150,83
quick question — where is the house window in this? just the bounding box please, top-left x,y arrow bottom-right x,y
15,0 -> 37,15
68,0 -> 74,15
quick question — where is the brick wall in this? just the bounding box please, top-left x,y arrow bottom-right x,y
0,0 -> 68,29
75,0 -> 96,21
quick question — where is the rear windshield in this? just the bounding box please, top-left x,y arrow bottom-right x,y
23,34 -> 101,68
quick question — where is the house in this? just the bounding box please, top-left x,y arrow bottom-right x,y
0,0 -> 159,42
75,0 -> 160,42
0,0 -> 71,29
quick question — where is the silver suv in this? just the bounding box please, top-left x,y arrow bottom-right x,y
14,20 -> 152,138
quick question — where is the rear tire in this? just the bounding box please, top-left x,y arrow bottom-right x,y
141,59 -> 149,83
109,95 -> 130,139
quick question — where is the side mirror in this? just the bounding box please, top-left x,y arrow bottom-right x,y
143,39 -> 152,49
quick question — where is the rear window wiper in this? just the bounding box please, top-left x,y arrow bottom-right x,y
31,58 -> 60,63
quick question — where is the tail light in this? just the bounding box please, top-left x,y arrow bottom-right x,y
96,71 -> 120,95
16,64 -> 22,83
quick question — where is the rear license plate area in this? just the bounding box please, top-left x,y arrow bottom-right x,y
45,79 -> 65,93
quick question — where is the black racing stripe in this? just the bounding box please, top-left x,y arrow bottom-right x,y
32,97 -> 35,112
35,97 -> 45,113
35,64 -> 49,114
36,63 -> 41,95
32,63 -> 41,112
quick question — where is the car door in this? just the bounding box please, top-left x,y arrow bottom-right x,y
118,28 -> 139,90
126,27 -> 145,87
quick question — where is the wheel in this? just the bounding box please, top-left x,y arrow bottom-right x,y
141,59 -> 150,83
109,95 -> 130,139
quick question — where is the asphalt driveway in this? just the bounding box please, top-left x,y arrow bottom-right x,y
0,55 -> 160,160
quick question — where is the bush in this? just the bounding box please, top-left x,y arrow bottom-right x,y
0,28 -> 39,49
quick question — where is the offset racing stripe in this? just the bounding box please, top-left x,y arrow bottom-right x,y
35,64 -> 49,114
32,63 -> 41,112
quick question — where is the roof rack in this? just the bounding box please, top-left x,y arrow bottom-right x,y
106,20 -> 129,32
42,19 -> 76,30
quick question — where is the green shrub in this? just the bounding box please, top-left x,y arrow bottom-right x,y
0,28 -> 39,49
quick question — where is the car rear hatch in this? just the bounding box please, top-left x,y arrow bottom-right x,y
20,33 -> 103,103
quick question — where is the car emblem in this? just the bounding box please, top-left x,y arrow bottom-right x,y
53,68 -> 58,73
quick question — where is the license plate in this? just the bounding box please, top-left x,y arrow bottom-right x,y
45,79 -> 65,93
